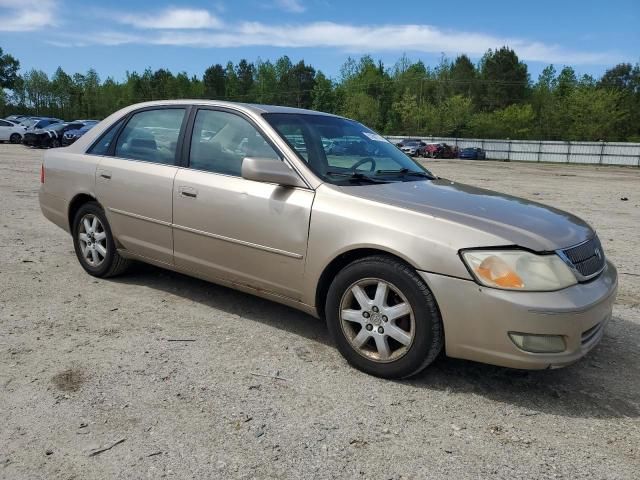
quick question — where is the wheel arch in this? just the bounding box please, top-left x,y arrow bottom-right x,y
67,192 -> 98,230
314,247 -> 420,319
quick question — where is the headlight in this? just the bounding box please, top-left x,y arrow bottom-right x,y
461,249 -> 577,291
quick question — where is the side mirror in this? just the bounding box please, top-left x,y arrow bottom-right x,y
241,157 -> 307,188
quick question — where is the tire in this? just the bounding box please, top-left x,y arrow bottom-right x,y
325,255 -> 443,379
10,133 -> 21,144
72,201 -> 131,278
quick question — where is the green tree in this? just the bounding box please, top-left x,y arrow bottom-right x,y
0,47 -> 20,89
23,69 -> 50,113
311,71 -> 335,113
450,54 -> 477,100
391,89 -> 419,134
440,95 -> 474,137
225,61 -> 239,100
253,59 -> 278,104
203,64 -> 226,99
478,46 -> 529,110
236,59 -> 254,98
565,87 -> 630,141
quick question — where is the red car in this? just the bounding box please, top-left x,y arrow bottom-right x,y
419,143 -> 458,159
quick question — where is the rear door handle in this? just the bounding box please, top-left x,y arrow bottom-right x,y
179,186 -> 198,198
98,169 -> 112,180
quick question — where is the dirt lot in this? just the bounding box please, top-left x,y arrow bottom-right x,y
1,144 -> 639,479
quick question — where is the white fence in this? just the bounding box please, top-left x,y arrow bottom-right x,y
386,136 -> 640,167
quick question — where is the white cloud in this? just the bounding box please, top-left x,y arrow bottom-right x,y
118,7 -> 222,29
0,0 -> 56,31
150,21 -> 616,65
49,18 -> 619,66
274,0 -> 305,13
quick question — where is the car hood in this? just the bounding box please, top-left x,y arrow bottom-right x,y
340,179 -> 593,251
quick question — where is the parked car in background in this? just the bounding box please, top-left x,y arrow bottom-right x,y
23,122 -> 86,148
459,147 -> 487,160
25,118 -> 62,132
39,100 -> 617,379
62,122 -> 99,146
5,115 -> 28,123
0,118 -> 26,144
17,117 -> 40,128
395,138 -> 422,148
326,138 -> 370,156
400,140 -> 426,156
421,142 -> 458,159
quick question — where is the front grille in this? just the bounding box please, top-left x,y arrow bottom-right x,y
561,235 -> 606,279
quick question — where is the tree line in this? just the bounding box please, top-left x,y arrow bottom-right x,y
1,45 -> 638,141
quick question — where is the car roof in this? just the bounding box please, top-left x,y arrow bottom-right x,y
119,99 -> 339,117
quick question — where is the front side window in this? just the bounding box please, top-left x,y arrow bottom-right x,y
263,113 -> 433,185
189,109 -> 280,176
114,108 -> 185,164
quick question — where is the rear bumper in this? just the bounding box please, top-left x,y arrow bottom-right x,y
419,261 -> 617,369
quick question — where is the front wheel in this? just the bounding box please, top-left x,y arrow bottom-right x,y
326,255 -> 443,379
10,133 -> 21,144
72,202 -> 131,278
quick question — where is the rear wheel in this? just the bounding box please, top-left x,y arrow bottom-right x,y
72,202 -> 131,278
326,255 -> 443,378
10,133 -> 21,144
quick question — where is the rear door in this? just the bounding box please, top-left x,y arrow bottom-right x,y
0,120 -> 13,141
172,107 -> 314,300
93,107 -> 187,265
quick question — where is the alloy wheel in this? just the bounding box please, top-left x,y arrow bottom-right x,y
77,213 -> 108,267
339,278 -> 415,363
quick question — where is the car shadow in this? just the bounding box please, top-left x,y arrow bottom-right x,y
403,318 -> 640,419
114,262 -> 639,419
112,262 -> 332,346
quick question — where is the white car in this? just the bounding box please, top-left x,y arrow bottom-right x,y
0,119 -> 26,144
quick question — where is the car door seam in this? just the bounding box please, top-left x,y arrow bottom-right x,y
107,207 -> 172,227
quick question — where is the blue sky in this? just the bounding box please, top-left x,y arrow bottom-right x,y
0,0 -> 638,82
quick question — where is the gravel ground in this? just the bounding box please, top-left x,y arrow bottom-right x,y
1,144 -> 639,479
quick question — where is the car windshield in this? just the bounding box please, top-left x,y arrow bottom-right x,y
48,123 -> 68,131
263,113 -> 433,185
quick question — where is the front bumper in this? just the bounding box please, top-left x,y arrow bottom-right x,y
419,260 -> 617,369
23,135 -> 49,147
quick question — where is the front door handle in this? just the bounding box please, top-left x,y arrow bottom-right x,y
98,169 -> 112,180
179,186 -> 198,198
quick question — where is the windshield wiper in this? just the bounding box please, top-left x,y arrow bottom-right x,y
325,170 -> 389,184
375,169 -> 434,179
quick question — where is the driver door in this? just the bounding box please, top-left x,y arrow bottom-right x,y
172,108 -> 314,301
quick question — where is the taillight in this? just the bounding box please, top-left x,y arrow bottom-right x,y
40,163 -> 45,184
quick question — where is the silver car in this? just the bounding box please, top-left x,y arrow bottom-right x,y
39,100 -> 617,378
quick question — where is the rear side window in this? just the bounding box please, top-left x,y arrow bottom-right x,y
115,109 -> 185,165
88,119 -> 125,155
